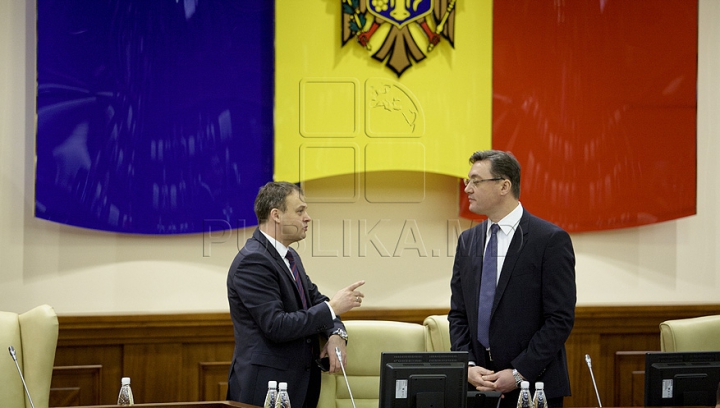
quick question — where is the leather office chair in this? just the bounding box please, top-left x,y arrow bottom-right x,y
423,314 -> 452,352
659,314 -> 720,352
0,305 -> 59,408
317,320 -> 428,408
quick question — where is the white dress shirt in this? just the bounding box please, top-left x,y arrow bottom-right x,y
485,203 -> 523,284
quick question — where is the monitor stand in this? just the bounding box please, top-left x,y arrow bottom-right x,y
467,391 -> 502,408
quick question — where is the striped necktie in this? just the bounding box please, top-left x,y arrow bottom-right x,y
285,251 -> 308,309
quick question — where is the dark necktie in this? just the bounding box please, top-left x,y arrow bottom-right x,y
477,223 -> 499,348
285,251 -> 308,309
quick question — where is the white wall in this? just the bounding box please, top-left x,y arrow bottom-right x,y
1,0 -> 718,315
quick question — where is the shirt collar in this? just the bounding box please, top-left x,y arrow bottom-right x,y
488,202 -> 523,236
260,230 -> 289,259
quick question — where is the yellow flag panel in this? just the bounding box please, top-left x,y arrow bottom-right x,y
275,0 -> 492,185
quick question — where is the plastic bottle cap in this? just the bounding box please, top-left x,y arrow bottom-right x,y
278,382 -> 288,390
535,382 -> 544,389
268,380 -> 277,388
121,377 -> 131,385
521,381 -> 530,388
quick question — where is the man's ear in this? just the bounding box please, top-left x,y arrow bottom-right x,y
270,208 -> 281,223
500,179 -> 512,196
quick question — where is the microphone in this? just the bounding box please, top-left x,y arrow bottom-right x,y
8,346 -> 37,408
585,354 -> 602,408
335,346 -> 357,408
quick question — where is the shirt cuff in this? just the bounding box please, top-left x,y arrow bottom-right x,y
324,301 -> 336,320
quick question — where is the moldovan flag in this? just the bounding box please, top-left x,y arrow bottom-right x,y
274,0 -> 491,203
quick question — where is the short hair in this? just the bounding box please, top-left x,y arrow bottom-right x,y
254,182 -> 303,224
469,150 -> 521,199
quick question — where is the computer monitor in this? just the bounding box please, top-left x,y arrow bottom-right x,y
644,351 -> 720,406
379,351 -> 468,408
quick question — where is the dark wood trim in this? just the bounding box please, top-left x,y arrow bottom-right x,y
572,304 -> 720,333
55,308 -> 449,346
52,305 -> 720,406
56,313 -> 235,346
74,403 -> 251,408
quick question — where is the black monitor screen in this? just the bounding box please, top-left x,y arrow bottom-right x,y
644,351 -> 720,406
379,351 -> 468,408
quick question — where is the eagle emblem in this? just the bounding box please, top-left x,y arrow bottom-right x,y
341,0 -> 457,77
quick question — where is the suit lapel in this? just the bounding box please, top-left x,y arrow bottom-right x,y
253,229 -> 305,304
493,212 -> 530,309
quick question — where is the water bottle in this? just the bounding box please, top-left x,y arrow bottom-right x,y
533,382 -> 547,408
263,380 -> 278,408
117,377 -> 134,405
275,382 -> 291,408
516,381 -> 531,408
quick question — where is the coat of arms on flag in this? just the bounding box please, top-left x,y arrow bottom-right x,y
341,0 -> 457,77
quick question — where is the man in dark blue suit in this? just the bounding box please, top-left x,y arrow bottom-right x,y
449,150 -> 576,408
227,182 -> 365,408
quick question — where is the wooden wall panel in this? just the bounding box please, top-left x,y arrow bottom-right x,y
564,332 -> 601,407
52,345 -> 122,406
182,343 -> 234,401
50,305 -> 720,407
124,343 -> 183,403
49,365 -> 102,406
198,362 -> 231,402
596,333 -> 658,407
615,351 -> 647,407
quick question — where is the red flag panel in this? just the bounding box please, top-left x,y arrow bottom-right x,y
462,0 -> 698,232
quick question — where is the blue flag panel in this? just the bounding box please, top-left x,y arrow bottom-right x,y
36,1 -> 273,234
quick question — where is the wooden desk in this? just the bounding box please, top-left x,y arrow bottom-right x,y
72,402 -> 256,408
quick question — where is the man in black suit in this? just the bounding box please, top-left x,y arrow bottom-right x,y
449,150 -> 576,408
227,181 -> 365,408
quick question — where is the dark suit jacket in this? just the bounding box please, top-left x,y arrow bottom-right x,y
449,210 -> 576,404
226,228 -> 344,408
